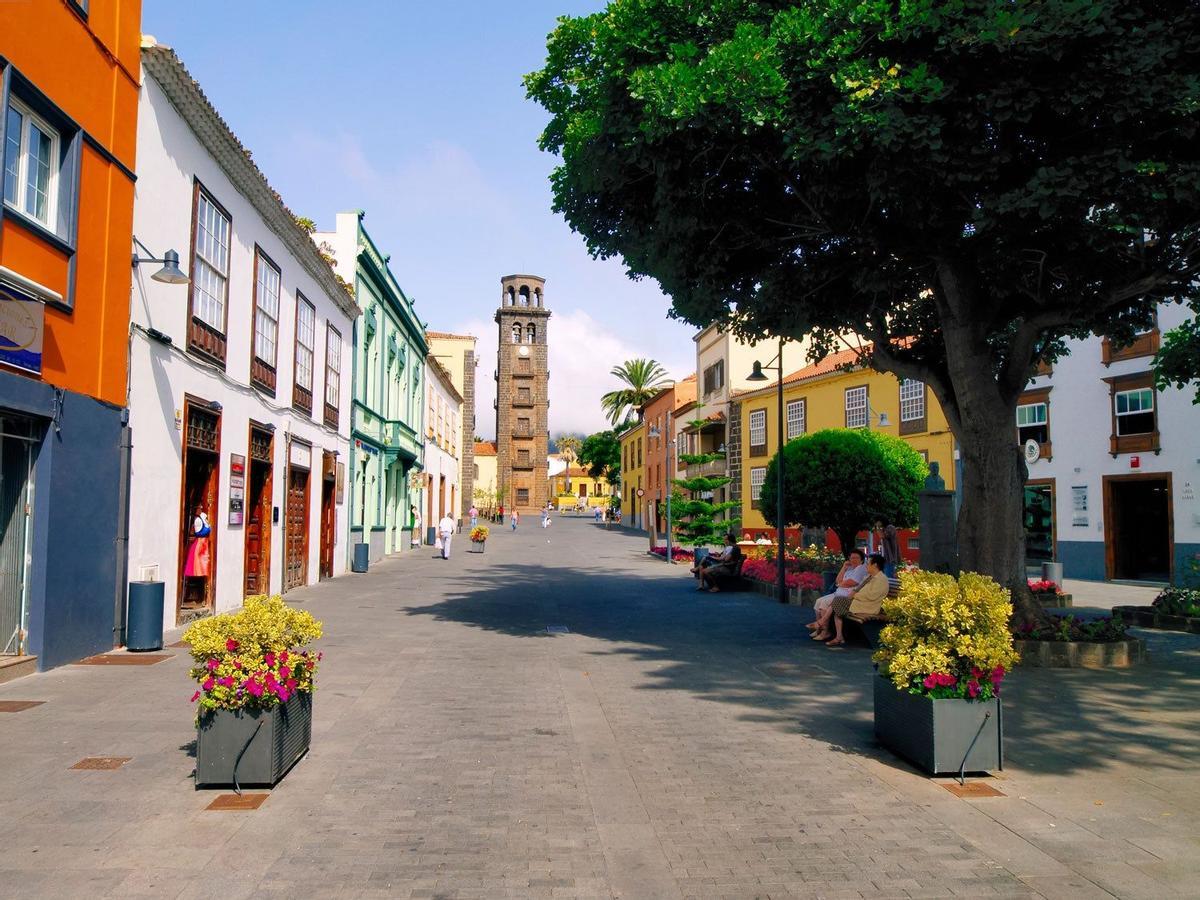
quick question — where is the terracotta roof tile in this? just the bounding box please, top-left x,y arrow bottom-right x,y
474,441 -> 497,456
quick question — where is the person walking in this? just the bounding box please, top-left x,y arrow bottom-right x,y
469,505 -> 478,528
511,509 -> 519,531
438,512 -> 456,559
541,507 -> 551,528
410,505 -> 421,549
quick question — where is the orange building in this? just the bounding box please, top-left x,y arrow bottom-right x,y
639,375 -> 697,538
0,0 -> 142,672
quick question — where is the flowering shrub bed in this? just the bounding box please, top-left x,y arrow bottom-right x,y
651,545 -> 694,561
470,525 -> 490,543
1153,586 -> 1200,618
1016,614 -> 1127,643
874,571 -> 1018,701
1027,579 -> 1061,595
183,594 -> 322,716
741,559 -> 823,590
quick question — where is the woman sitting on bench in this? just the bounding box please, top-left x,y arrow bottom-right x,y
694,533 -> 743,592
811,552 -> 888,646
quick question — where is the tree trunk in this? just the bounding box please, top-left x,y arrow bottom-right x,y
834,525 -> 863,560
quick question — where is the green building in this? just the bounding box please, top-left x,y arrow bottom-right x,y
315,212 -> 426,561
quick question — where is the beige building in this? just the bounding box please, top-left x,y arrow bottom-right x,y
427,331 -> 478,517
472,440 -> 498,515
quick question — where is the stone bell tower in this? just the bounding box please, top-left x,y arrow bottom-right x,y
495,275 -> 551,514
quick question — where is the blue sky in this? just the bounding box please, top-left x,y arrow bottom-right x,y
142,0 -> 698,437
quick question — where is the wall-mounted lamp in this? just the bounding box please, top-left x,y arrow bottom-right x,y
132,237 -> 190,285
208,401 -> 222,412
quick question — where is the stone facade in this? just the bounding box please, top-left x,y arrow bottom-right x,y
728,398 -> 743,506
494,275 -> 551,514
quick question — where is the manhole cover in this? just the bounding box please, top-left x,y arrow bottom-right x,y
71,757 -> 131,770
206,793 -> 269,811
943,782 -> 1005,798
74,654 -> 170,666
545,625 -> 569,634
0,700 -> 44,713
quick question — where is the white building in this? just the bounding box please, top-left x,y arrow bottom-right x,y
421,355 -> 462,542
128,42 -> 357,629
1021,301 -> 1199,584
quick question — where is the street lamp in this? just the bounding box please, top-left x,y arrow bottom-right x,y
865,398 -> 891,429
746,336 -> 787,603
647,408 -> 674,564
131,237 -> 190,285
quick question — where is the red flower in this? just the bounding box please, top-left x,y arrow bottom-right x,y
923,674 -> 939,690
280,650 -> 289,665
190,691 -> 201,702
967,679 -> 980,699
264,651 -> 276,668
226,638 -> 239,652
201,677 -> 215,692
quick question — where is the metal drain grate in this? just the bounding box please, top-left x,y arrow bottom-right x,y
207,793 -> 269,811
943,782 -> 1005,798
0,700 -> 44,713
74,654 -> 171,666
545,625 -> 569,634
71,757 -> 131,770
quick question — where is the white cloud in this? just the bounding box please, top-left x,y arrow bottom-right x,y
457,309 -> 692,440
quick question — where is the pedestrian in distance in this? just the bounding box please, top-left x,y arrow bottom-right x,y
438,512 -> 456,559
469,505 -> 478,528
410,505 -> 421,548
511,509 -> 519,531
541,508 -> 551,528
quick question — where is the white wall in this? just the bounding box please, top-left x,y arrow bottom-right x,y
1024,301 -> 1199,581
129,71 -> 354,627
421,360 -> 461,529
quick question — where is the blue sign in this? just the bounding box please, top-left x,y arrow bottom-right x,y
0,281 -> 44,375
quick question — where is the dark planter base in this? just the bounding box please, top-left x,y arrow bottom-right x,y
1034,593 -> 1073,608
1014,638 -> 1145,668
195,692 -> 312,788
1113,605 -> 1200,635
874,678 -> 1002,776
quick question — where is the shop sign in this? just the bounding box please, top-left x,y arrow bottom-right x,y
290,440 -> 311,470
229,454 -> 246,525
1071,485 -> 1088,527
0,281 -> 44,375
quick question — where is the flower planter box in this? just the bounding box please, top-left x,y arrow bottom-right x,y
1113,605 -> 1200,635
1033,592 -> 1073,608
1013,638 -> 1146,668
873,677 -> 1002,776
195,692 -> 312,788
471,541 -> 486,553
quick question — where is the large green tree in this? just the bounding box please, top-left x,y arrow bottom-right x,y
1154,304 -> 1200,403
579,429 -> 622,487
600,358 -> 669,425
758,430 -> 925,559
528,1 -> 1200,606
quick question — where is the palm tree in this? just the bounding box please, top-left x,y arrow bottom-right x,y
556,435 -> 583,491
600,358 -> 669,425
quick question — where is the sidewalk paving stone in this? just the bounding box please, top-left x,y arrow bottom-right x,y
1,519 -> 1197,898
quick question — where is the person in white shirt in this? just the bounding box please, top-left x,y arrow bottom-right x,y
438,513 -> 456,559
807,549 -> 868,632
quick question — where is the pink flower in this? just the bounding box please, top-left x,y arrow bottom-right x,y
201,677 -> 215,692
277,688 -> 291,702
233,661 -> 242,670
190,691 -> 201,702
280,651 -> 289,665
244,679 -> 263,697
264,651 -> 276,668
286,678 -> 297,691
923,674 -> 939,690
206,658 -> 219,672
936,673 -> 956,688
967,679 -> 980,698
226,638 -> 239,652
218,676 -> 234,687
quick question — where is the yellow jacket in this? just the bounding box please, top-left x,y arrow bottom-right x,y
848,571 -> 889,617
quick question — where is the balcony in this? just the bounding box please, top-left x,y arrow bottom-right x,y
681,457 -> 727,479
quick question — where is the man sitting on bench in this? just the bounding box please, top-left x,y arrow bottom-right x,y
695,533 -> 743,592
812,553 -> 889,646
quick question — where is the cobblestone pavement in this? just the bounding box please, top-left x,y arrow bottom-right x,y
1,518 -> 1198,899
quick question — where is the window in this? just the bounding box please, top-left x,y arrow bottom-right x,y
293,295 -> 315,413
3,98 -> 59,231
517,448 -> 531,466
1016,402 -> 1048,444
899,379 -> 927,435
516,386 -> 531,406
250,249 -> 281,393
750,467 -> 767,509
517,416 -> 531,436
1116,387 -> 1155,436
324,325 -> 341,428
845,386 -> 868,429
637,438 -> 642,467
526,323 -> 536,344
511,323 -> 521,343
188,184 -> 231,362
517,487 -> 530,504
786,398 -> 806,440
748,408 -> 767,455
702,360 -> 725,396
1102,318 -> 1160,365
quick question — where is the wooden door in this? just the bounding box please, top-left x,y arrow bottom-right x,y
244,460 -> 272,596
179,401 -> 220,616
284,466 -> 309,591
320,479 -> 335,579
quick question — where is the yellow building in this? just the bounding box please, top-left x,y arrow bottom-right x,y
551,465 -> 613,510
619,422 -> 645,529
472,441 -> 499,515
736,348 -> 955,551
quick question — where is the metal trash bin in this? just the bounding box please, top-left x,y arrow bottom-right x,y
1042,561 -> 1064,585
126,581 -> 164,651
351,542 -> 370,573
